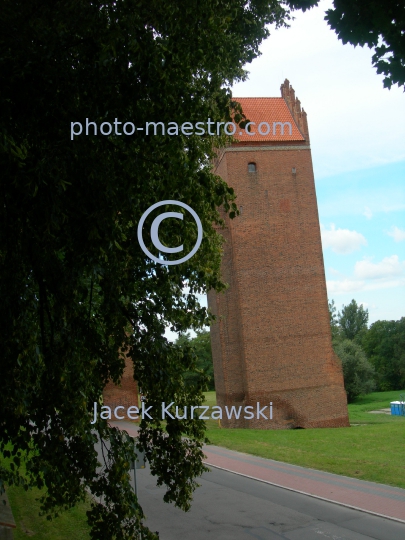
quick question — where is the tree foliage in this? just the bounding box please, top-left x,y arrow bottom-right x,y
328,299 -> 342,342
338,299 -> 369,342
329,298 -> 376,401
176,330 -> 215,391
287,0 -> 405,89
362,318 -> 405,391
5,1 -> 400,534
325,0 -> 405,89
334,340 -> 375,402
0,1 -> 296,538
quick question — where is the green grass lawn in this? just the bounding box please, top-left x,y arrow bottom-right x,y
203,390 -> 405,489
347,390 -> 405,424
6,485 -> 91,540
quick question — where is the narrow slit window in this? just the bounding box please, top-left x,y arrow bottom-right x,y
248,162 -> 256,173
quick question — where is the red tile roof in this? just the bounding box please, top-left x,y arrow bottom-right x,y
232,97 -> 304,142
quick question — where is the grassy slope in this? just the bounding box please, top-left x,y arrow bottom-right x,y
6,485 -> 91,540
203,390 -> 405,489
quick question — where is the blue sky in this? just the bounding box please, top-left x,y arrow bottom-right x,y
166,0 -> 404,340
317,161 -> 405,323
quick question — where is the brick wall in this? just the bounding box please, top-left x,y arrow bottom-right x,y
208,84 -> 349,429
103,354 -> 139,421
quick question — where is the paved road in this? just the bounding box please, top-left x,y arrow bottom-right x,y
104,421 -> 405,539
136,463 -> 405,540
204,446 -> 405,523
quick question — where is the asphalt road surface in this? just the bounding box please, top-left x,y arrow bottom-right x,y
135,463 -> 405,540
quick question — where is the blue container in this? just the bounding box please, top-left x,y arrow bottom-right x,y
390,402 -> 405,416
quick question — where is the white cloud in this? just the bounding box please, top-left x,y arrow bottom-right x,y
327,277 -> 405,295
383,204 -> 405,213
363,206 -> 373,219
387,226 -> 405,242
326,255 -> 405,296
354,255 -> 405,279
364,279 -> 405,291
318,185 -> 405,219
321,223 -> 367,254
358,301 -> 377,310
327,279 -> 365,294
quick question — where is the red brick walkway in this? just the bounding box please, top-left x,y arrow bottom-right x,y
204,445 -> 405,523
112,421 -> 405,524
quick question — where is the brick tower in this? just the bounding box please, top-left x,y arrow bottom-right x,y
103,354 -> 139,421
208,80 -> 349,429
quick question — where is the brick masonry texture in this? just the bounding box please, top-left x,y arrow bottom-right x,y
208,80 -> 350,429
103,354 -> 139,421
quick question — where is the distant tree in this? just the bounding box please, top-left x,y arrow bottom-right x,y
362,318 -> 405,391
176,330 -> 215,391
338,299 -> 369,342
334,340 -> 375,402
328,299 -> 342,342
287,0 -> 405,89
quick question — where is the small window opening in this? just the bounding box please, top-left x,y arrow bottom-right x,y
248,162 -> 256,173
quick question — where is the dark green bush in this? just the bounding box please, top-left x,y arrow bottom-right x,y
334,340 -> 375,402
